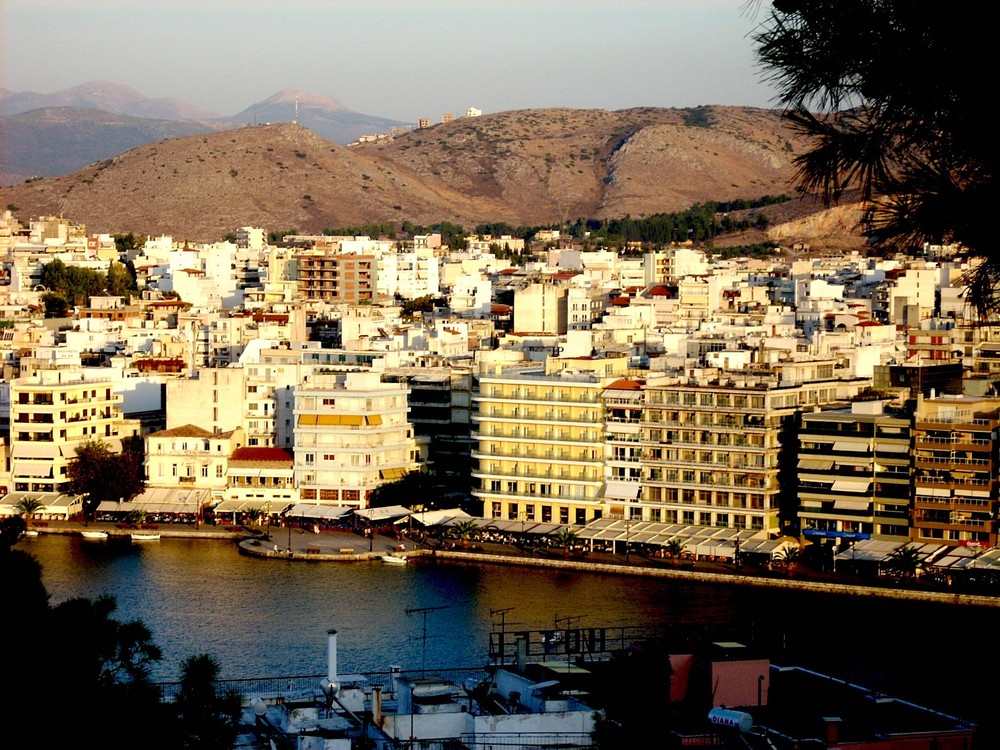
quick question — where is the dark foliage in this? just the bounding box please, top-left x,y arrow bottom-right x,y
751,0 -> 996,317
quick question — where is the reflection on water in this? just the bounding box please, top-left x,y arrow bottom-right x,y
28,535 -> 739,681
20,533 -> 1000,747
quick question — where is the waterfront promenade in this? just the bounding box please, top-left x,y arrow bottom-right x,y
24,518 -> 1000,608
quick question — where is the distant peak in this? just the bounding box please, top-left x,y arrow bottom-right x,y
258,90 -> 346,111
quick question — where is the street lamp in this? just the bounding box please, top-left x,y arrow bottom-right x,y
624,517 -> 633,563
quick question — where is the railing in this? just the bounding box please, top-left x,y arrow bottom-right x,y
154,666 -> 490,704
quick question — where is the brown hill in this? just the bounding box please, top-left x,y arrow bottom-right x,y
0,105 -> 867,246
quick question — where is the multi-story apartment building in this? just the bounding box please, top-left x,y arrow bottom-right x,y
294,250 -> 378,305
472,364 -> 611,526
293,371 -> 423,508
911,394 -> 1000,548
798,399 -> 912,546
602,378 -> 644,519
382,365 -> 474,479
639,371 -> 869,535
8,370 -> 126,493
513,281 -> 567,335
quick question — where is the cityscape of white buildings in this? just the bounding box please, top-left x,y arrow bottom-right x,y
2,209 -> 999,557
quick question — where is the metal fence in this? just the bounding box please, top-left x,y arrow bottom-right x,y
155,666 -> 491,704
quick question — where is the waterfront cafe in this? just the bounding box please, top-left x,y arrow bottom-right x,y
576,517 -> 795,562
0,491 -> 83,521
95,486 -> 212,525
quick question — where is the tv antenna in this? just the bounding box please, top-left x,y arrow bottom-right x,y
405,605 -> 449,676
293,98 -> 298,124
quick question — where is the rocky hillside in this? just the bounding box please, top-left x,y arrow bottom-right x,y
0,105 -> 867,248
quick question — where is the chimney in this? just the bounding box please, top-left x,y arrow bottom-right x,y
515,635 -> 528,673
372,686 -> 383,726
327,628 -> 338,682
823,716 -> 841,744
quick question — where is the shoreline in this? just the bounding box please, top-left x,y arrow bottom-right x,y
23,521 -> 1000,609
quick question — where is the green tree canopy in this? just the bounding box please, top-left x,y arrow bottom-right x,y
68,439 -> 146,518
751,1 -> 996,316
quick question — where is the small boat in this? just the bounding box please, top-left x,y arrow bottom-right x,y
131,531 -> 161,542
80,530 -> 109,541
23,530 -> 39,537
380,554 -> 407,565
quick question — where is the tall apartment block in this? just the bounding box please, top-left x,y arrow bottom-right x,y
472,366 -> 609,526
798,399 -> 911,546
294,250 -> 377,304
911,394 -> 1000,548
293,371 -> 422,508
9,370 -> 125,493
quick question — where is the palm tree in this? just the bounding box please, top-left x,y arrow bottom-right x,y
664,539 -> 685,566
773,545 -> 801,576
550,528 -> 580,557
15,496 -> 44,527
449,519 -> 480,549
884,545 -> 922,582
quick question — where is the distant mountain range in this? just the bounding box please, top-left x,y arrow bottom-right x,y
0,82 -> 411,184
0,99 -> 868,250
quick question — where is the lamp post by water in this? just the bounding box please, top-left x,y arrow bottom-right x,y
624,517 -> 633,564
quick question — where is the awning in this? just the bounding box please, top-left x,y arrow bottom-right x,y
317,414 -> 364,426
12,462 -> 53,478
833,441 -> 868,452
12,444 -> 58,460
833,498 -> 872,511
379,467 -> 408,480
877,443 -> 909,453
286,504 -> 353,520
798,458 -> 833,471
830,479 -> 872,493
604,481 -> 640,500
298,414 -> 318,426
354,505 -> 412,522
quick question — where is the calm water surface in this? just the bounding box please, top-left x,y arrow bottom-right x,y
20,533 -> 1000,744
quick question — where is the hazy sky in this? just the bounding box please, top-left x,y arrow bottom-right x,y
1,1 -> 779,123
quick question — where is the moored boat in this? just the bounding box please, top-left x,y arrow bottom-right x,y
131,531 -> 161,542
379,554 -> 407,565
80,530 -> 109,541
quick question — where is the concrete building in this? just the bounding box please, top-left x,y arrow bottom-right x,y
911,394 -> 1000,548
293,371 -> 423,508
144,424 -> 246,501
8,369 -> 127,493
294,250 -> 378,305
798,399 -> 912,546
472,363 -> 611,526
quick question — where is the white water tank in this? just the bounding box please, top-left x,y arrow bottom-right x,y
708,707 -> 753,733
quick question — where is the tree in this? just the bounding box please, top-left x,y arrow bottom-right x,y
106,260 -> 136,297
368,470 -> 437,509
449,519 -> 480,549
15,495 -> 44,522
170,654 -> 242,750
751,1 -> 997,316
664,539 -> 685,565
68,439 -> 146,519
884,544 -> 922,582
550,528 -> 580,557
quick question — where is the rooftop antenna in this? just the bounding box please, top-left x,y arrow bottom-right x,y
405,605 -> 449,676
490,607 -> 515,665
293,98 -> 298,124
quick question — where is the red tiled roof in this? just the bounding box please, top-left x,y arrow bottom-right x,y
857,320 -> 883,327
231,447 -> 293,463
648,285 -> 671,297
607,378 -> 643,390
610,297 -> 630,306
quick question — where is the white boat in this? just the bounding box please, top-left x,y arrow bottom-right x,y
23,530 -> 39,537
131,531 -> 161,542
380,554 -> 407,565
80,530 -> 109,541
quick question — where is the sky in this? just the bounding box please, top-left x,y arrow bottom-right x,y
0,1 -> 779,123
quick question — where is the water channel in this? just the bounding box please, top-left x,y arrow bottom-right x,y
21,534 -> 1000,744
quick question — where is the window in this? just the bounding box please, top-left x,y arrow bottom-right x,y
216,465 -> 223,478
201,466 -> 209,478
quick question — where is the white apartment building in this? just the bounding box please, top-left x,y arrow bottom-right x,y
293,371 -> 423,508
144,424 -> 246,500
8,369 -> 127,493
